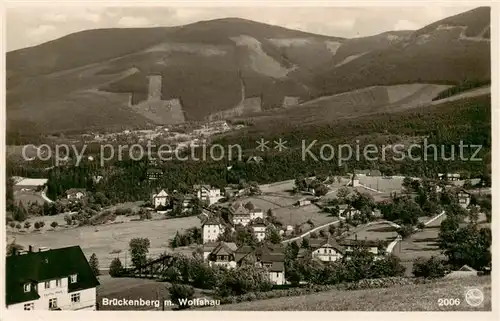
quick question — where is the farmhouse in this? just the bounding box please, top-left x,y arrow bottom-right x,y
207,242 -> 238,269
193,184 -> 223,205
13,178 -> 48,192
457,189 -> 471,209
65,189 -> 87,201
309,238 -> 345,262
151,189 -> 169,208
202,216 -> 226,243
6,245 -> 99,311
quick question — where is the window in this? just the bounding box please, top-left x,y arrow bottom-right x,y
48,298 -> 57,309
44,281 -> 50,289
55,279 -> 61,287
23,283 -> 31,293
71,293 -> 81,304
24,303 -> 34,310
70,274 -> 77,283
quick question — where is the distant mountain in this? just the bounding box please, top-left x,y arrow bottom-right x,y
6,8 -> 491,135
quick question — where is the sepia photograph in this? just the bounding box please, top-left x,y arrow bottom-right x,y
2,1 -> 495,314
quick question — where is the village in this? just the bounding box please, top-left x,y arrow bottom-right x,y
6,165 -> 492,310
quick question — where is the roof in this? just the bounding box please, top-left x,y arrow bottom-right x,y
14,178 -> 48,187
6,246 -> 100,306
269,262 -> 285,272
202,216 -> 222,226
458,265 -> 477,272
202,242 -> 220,252
339,238 -> 380,248
193,184 -> 211,191
65,188 -> 86,195
231,202 -> 249,215
309,238 -> 345,253
211,242 -> 238,256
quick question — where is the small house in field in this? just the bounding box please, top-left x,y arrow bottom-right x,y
65,189 -> 87,201
297,198 -> 312,207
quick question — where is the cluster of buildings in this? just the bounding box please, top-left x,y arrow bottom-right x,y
151,185 -> 224,211
6,245 -> 99,311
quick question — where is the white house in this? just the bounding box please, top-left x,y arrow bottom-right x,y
339,238 -> 383,256
151,189 -> 169,208
297,198 -> 311,207
309,238 -> 344,262
65,189 -> 87,201
267,262 -> 286,285
230,202 -> 264,226
438,173 -> 461,181
202,216 -> 225,243
193,185 -> 223,206
6,245 -> 99,311
250,220 -> 267,242
458,190 -> 471,209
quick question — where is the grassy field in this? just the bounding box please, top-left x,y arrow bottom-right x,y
96,275 -> 211,311
346,222 -> 399,242
13,190 -> 46,206
358,176 -> 405,193
7,215 -> 200,268
205,276 -> 491,311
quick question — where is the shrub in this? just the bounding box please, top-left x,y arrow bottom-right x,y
169,284 -> 195,310
413,256 -> 447,278
9,222 -> 16,229
15,223 -> 22,230
39,221 -> 45,228
24,222 -> 31,229
50,221 -> 58,228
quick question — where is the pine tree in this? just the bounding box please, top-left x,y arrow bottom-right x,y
89,253 -> 100,276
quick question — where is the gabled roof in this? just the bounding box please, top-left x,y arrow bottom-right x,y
231,202 -> 249,215
458,265 -> 477,272
65,188 -> 86,195
193,184 -> 211,191
211,242 -> 238,257
309,238 -> 345,253
153,189 -> 169,197
202,242 -> 220,252
269,261 -> 285,272
6,246 -> 100,305
202,216 -> 222,226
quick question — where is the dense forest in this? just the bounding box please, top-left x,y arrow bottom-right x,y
7,94 -> 491,205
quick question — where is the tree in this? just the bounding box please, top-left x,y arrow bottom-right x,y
89,253 -> 100,276
109,258 -> 123,277
328,224 -> 336,235
314,185 -> 329,197
265,227 -> 282,244
266,209 -> 273,217
9,222 -> 16,229
336,187 -> 350,204
50,221 -> 58,228
301,237 -> 310,249
413,256 -> 447,278
129,237 -> 151,268
168,283 -> 194,310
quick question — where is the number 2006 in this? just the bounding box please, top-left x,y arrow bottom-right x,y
438,298 -> 461,306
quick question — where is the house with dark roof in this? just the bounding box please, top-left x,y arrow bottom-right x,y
207,242 -> 238,269
202,216 -> 226,243
308,238 -> 345,262
338,238 -> 384,257
457,189 -> 472,209
234,244 -> 286,285
6,245 -> 99,311
250,218 -> 267,242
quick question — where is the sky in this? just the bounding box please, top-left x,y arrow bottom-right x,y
6,6 -> 475,51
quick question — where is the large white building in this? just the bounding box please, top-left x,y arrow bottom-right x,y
202,216 -> 226,243
193,185 -> 223,206
230,202 -> 264,226
6,245 -> 99,311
